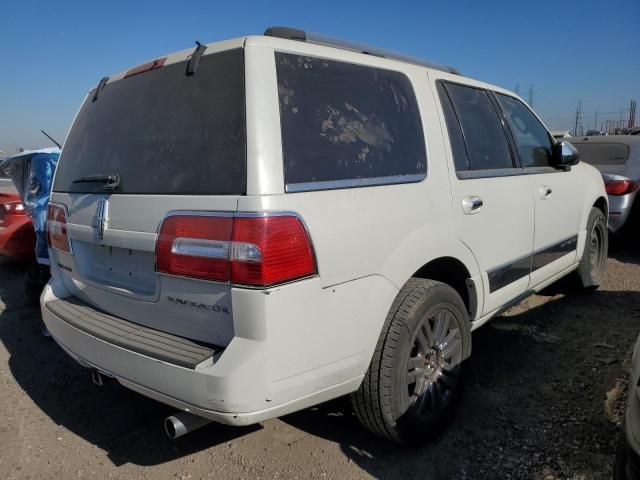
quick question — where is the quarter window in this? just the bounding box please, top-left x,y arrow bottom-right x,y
442,83 -> 514,171
275,53 -> 427,191
496,94 -> 553,168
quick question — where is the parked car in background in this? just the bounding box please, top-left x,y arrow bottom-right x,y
566,136 -> 640,234
0,162 -> 36,260
41,27 -> 608,445
586,129 -> 604,136
551,130 -> 573,140
0,162 -> 17,194
1,148 -> 61,303
614,332 -> 640,480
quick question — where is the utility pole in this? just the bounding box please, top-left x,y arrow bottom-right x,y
574,101 -> 582,136
629,100 -> 636,129
528,85 -> 534,108
594,109 -> 598,132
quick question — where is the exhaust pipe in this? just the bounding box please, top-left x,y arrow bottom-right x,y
164,412 -> 211,439
91,369 -> 104,386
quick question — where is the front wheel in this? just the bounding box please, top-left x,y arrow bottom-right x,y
575,207 -> 608,289
351,278 -> 472,445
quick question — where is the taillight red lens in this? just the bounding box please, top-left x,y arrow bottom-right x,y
156,216 -> 233,282
605,179 -> 640,196
3,201 -> 26,215
47,204 -> 71,252
231,216 -> 316,286
155,214 -> 316,287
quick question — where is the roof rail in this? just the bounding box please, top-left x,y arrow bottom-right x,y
264,26 -> 460,75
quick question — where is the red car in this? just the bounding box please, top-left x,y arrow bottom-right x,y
0,178 -> 36,260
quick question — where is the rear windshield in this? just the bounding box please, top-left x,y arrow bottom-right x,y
570,142 -> 630,166
54,49 -> 246,195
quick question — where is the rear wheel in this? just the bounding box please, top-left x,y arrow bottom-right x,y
575,207 -> 608,289
351,278 -> 471,445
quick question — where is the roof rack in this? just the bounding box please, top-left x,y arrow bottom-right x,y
264,26 -> 460,75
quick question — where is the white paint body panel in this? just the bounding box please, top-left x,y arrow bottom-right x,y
42,34 -> 607,425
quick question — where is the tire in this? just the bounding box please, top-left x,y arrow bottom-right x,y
351,278 -> 472,445
575,207 -> 608,289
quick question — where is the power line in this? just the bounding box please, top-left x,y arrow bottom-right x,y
574,101 -> 582,136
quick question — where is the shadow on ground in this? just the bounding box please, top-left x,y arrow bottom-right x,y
279,247 -> 640,479
1,246 -> 639,478
0,260 -> 259,467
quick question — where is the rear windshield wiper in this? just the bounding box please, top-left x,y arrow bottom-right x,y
72,174 -> 120,190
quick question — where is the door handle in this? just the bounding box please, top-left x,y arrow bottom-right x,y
462,196 -> 484,215
539,186 -> 552,199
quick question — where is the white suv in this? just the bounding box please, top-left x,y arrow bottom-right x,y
41,27 -> 608,445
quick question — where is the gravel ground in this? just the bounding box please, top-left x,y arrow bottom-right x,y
1,240 -> 639,480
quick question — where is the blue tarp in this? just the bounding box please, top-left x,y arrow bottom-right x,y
0,148 -> 60,264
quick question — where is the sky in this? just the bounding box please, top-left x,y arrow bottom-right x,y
1,0 -> 639,153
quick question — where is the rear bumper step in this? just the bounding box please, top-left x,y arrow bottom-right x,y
45,296 -> 217,369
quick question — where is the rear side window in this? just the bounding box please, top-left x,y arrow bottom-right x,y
275,53 -> 427,191
54,49 -> 246,195
496,94 -> 553,168
436,82 -> 470,171
441,82 -> 514,171
569,142 -> 630,165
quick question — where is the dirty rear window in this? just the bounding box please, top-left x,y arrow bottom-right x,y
569,142 -> 630,166
54,49 -> 245,195
275,53 -> 426,191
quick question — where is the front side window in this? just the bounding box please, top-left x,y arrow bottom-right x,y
496,94 -> 553,168
443,83 -> 514,171
275,53 -> 427,190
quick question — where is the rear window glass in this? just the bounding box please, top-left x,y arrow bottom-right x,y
54,49 -> 246,195
569,142 -> 630,165
275,53 -> 427,191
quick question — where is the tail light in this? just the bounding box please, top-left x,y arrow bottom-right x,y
3,201 -> 26,215
605,179 -> 640,196
156,214 -> 316,287
47,203 -> 72,253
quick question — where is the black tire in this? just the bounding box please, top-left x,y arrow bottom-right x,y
351,278 -> 472,445
575,207 -> 608,289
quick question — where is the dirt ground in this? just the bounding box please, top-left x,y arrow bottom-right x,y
1,241 -> 639,480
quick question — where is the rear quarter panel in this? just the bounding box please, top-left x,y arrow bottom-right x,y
240,39 -> 482,383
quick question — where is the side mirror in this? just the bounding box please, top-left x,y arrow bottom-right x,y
552,141 -> 580,169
